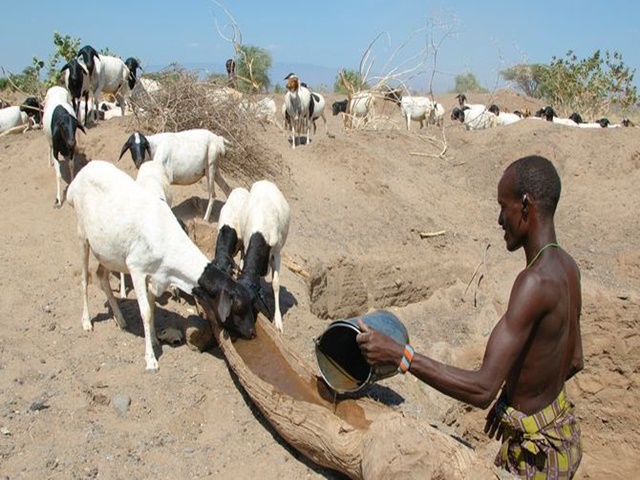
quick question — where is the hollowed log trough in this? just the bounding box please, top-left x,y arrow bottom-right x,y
210,315 -> 499,479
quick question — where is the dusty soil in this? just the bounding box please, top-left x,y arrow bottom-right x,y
0,89 -> 638,479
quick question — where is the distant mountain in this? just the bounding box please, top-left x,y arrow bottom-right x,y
145,60 -> 339,92
271,62 -> 338,91
143,60 -> 452,93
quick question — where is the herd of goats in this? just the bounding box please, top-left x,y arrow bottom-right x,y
0,45 -> 635,371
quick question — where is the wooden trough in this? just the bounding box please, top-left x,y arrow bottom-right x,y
209,315 -> 500,479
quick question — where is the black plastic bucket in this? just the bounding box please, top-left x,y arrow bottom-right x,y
315,310 -> 410,394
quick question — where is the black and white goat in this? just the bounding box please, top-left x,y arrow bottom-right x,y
283,73 -> 312,148
213,187 -> 251,275
69,45 -> 135,122
43,86 -> 86,207
119,129 -> 230,222
237,180 -> 291,332
0,97 -> 42,134
124,57 -> 140,90
67,160 -> 256,372
488,104 -> 522,126
61,57 -> 94,125
539,106 -> 578,127
400,96 -> 434,131
451,105 -> 498,130
331,92 -> 375,128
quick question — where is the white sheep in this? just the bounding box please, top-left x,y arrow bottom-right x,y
238,180 -> 291,332
75,46 -> 133,121
0,97 -> 43,134
455,93 -> 485,110
285,90 -> 328,139
568,113 -> 613,128
400,96 -> 434,131
61,57 -> 96,125
42,86 -> 86,207
66,160 -> 257,371
309,91 -> 328,136
428,102 -> 446,127
97,55 -> 132,116
119,129 -> 231,222
488,104 -> 522,126
0,106 -> 29,135
119,160 -> 174,298
283,73 -> 312,148
240,97 -> 277,124
213,187 -> 251,275
331,92 -> 375,129
540,106 -> 578,127
451,105 -> 499,130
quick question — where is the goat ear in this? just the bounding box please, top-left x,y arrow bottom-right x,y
61,63 -> 70,73
215,289 -> 233,324
118,141 -> 131,160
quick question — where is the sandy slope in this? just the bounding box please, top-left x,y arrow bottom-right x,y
0,90 -> 638,479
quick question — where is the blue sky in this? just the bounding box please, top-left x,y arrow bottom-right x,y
2,1 -> 639,93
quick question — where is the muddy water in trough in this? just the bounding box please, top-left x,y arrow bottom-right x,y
233,321 -> 372,430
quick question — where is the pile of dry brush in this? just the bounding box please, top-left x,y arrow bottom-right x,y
128,67 -> 288,189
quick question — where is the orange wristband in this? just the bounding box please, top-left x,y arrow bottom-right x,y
398,344 -> 414,374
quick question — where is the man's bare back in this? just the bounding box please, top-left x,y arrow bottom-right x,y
502,247 -> 582,414
356,155 -> 584,478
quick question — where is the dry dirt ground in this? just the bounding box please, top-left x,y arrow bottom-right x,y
0,90 -> 638,479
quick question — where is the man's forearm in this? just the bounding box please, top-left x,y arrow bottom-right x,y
408,353 -> 497,409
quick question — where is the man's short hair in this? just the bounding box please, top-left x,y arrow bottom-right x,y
507,155 -> 561,218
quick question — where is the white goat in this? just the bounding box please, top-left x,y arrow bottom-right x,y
238,180 -> 291,332
455,93 -> 485,110
451,105 -> 498,130
488,104 -> 522,126
97,55 -> 132,116
309,91 -> 328,137
0,106 -> 29,134
400,96 -> 434,131
97,100 -> 128,120
61,57 -> 96,125
67,160 -> 257,371
42,86 -> 86,207
428,102 -> 446,127
213,187 -> 251,275
119,161 -> 173,298
119,129 -> 231,222
347,92 -> 375,128
241,97 -> 277,124
540,106 -> 578,127
75,46 -> 132,120
330,93 -> 375,129
283,73 -> 312,148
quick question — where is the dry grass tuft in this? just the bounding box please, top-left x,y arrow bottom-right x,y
129,66 -> 287,189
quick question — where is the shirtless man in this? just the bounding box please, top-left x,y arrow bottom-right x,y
356,155 -> 583,479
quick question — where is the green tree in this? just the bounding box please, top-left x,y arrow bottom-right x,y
10,32 -> 82,95
500,64 -> 549,99
450,73 -> 488,94
235,45 -> 272,93
540,49 -> 637,118
333,69 -> 368,94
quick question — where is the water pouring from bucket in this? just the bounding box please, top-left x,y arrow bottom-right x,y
315,310 -> 410,394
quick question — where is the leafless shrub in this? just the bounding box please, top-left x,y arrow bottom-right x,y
128,66 -> 287,188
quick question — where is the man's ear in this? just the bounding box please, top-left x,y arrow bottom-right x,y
522,194 -> 529,214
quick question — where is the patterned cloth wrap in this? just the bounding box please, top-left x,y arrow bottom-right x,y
494,389 -> 582,479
